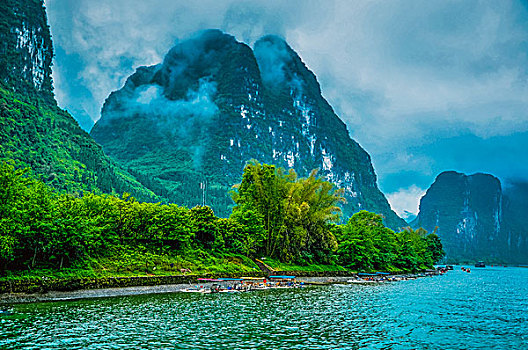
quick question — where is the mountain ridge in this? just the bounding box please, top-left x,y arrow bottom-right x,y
91,29 -> 406,228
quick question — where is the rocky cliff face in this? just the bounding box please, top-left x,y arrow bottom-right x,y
502,181 -> 528,263
0,0 -> 160,202
0,0 -> 53,97
414,171 -> 527,263
91,30 -> 405,228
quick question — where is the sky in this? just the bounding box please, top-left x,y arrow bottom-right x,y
45,0 -> 528,221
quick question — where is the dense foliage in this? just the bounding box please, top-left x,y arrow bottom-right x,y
0,85 -> 161,203
231,161 -> 345,263
336,211 -> 445,271
0,160 -> 443,276
0,162 -> 253,274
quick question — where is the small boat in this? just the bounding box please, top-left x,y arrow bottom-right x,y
181,285 -> 212,293
475,261 -> 485,268
181,288 -> 210,293
347,279 -> 379,284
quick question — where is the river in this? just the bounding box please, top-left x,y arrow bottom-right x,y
1,266 -> 527,349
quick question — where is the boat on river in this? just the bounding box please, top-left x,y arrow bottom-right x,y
181,287 -> 211,294
181,276 -> 304,294
347,272 -> 390,284
475,261 -> 486,268
347,279 -> 380,284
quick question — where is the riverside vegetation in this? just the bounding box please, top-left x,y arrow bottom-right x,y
0,160 -> 444,286
1,1 -> 443,289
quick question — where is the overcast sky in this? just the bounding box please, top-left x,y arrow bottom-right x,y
45,0 -> 528,220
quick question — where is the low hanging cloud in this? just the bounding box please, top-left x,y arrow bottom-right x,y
111,79 -> 218,125
386,185 -> 427,222
105,78 -> 218,168
45,0 -> 528,215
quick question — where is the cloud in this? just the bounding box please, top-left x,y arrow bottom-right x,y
46,0 -> 225,128
45,0 -> 528,208
111,80 -> 218,123
386,185 -> 426,222
254,36 -> 292,86
105,78 -> 218,168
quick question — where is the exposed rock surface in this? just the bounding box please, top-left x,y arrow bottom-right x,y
0,0 -> 53,97
414,171 -> 528,263
92,30 -> 405,228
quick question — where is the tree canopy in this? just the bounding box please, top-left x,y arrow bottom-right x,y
231,160 -> 345,263
0,160 -> 443,275
336,211 -> 445,271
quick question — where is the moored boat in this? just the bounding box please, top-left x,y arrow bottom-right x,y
181,287 -> 210,294
347,279 -> 379,284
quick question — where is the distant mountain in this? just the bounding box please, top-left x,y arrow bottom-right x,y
0,0 -> 159,201
413,171 -> 528,263
91,30 -> 405,228
502,180 -> 528,263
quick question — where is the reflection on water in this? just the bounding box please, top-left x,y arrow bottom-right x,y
1,267 -> 527,349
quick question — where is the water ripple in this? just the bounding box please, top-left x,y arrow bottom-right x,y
1,267 -> 527,349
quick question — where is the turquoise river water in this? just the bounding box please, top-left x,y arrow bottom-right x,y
1,266 -> 527,349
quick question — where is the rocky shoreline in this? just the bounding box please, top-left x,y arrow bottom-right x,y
0,270 -> 440,304
0,270 -> 361,295
0,283 -> 192,304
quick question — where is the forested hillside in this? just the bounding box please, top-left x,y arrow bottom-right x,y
0,0 -> 161,202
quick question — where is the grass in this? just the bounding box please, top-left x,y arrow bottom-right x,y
0,246 -> 261,283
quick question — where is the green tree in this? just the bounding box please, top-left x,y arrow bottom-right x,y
231,161 -> 288,257
426,232 -> 445,263
337,211 -> 398,271
190,206 -> 222,249
0,162 -> 26,269
229,205 -> 266,256
232,160 -> 344,262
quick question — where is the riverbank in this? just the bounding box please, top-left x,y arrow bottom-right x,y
0,270 -> 442,304
0,268 -> 413,295
0,273 -> 262,295
0,283 -> 191,304
0,257 -> 359,295
0,255 -> 442,302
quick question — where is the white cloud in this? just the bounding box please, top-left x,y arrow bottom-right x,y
386,185 -> 426,221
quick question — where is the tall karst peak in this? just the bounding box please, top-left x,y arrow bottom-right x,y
0,0 -> 160,203
0,0 -> 54,98
414,170 -> 528,263
92,30 -> 406,229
